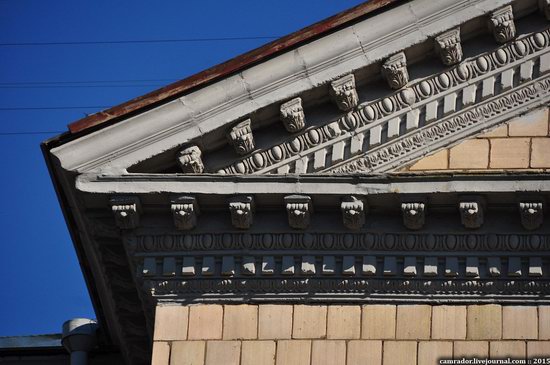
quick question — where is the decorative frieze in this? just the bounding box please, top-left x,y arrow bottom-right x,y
110,196 -> 141,229
401,202 -> 426,230
285,195 -> 312,229
177,145 -> 204,173
382,52 -> 409,89
171,196 -> 199,230
330,74 -> 359,111
519,201 -> 544,230
341,196 -> 366,230
280,98 -> 306,133
489,6 -> 516,44
229,196 -> 255,229
228,119 -> 255,155
459,198 -> 484,229
435,28 -> 463,66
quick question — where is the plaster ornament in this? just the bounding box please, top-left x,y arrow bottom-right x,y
177,145 -> 204,173
110,196 -> 141,229
382,52 -> 409,89
489,6 -> 516,44
228,119 -> 255,155
435,28 -> 463,66
280,97 -> 306,133
229,196 -> 255,229
519,202 -> 543,230
285,195 -> 312,229
401,202 -> 425,230
341,196 -> 366,230
459,199 -> 484,229
539,0 -> 550,20
171,196 -> 199,230
330,74 -> 359,111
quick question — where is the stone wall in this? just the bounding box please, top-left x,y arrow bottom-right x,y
151,304 -> 550,365
403,108 -> 550,171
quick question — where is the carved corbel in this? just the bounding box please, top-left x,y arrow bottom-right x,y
435,28 -> 463,66
401,201 -> 426,230
519,201 -> 543,230
229,196 -> 255,229
489,6 -> 516,44
171,196 -> 199,230
285,195 -> 312,229
280,97 -> 306,133
330,74 -> 359,112
110,196 -> 141,229
459,197 -> 485,229
177,145 -> 204,173
382,52 -> 409,90
341,196 -> 366,230
228,119 -> 255,155
539,0 -> 550,20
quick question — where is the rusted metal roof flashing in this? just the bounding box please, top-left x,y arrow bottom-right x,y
66,0 -> 403,137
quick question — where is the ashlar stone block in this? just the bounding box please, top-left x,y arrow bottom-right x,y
154,305 -> 189,341
396,305 -> 431,339
383,341 -> 417,365
503,306 -> 538,339
418,341 -> 453,365
204,341 -> 240,365
170,341 -> 205,365
223,304 -> 258,340
490,341 -> 526,358
347,340 -> 382,365
292,305 -> 327,339
311,340 -> 346,365
362,304 -> 396,339
241,341 -> 276,365
259,305 -> 293,339
467,305 -> 502,340
453,341 -> 488,358
188,305 -> 223,340
275,340 -> 311,365
431,305 -> 466,340
327,305 -> 360,339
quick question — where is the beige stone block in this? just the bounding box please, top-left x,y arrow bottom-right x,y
449,139 -> 489,169
151,341 -> 170,365
362,305 -> 396,339
347,340 -> 382,365
170,341 -> 205,365
259,305 -> 293,340
408,150 -> 448,170
490,138 -> 530,169
432,306 -> 466,340
204,341 -> 240,365
223,304 -> 258,340
293,305 -> 327,339
503,306 -> 538,339
453,341 -> 488,358
531,138 -> 550,168
418,341 -> 452,365
467,305 -> 502,340
188,305 -> 223,340
276,340 -> 311,365
327,305 -> 360,339
396,305 -> 431,339
311,340 -> 346,365
528,341 -> 550,357
241,341 -> 276,365
540,306 -> 550,340
478,124 -> 508,138
154,305 -> 188,341
382,341 -> 417,365
490,341 -> 526,357
508,108 -> 549,136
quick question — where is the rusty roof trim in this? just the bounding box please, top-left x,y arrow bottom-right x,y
67,0 -> 403,135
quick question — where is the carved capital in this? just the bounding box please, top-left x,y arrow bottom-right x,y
435,28 -> 463,66
401,201 -> 426,230
382,52 -> 409,90
459,198 -> 484,229
330,74 -> 359,111
110,196 -> 141,229
229,196 -> 255,229
341,196 -> 366,230
519,201 -> 543,230
171,196 -> 199,230
285,195 -> 312,229
177,145 -> 204,173
228,119 -> 255,155
489,6 -> 516,44
280,98 -> 306,133
539,0 -> 550,20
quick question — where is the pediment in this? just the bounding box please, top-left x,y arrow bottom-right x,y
50,0 -> 550,177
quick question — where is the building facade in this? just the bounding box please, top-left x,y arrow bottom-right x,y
37,0 -> 550,364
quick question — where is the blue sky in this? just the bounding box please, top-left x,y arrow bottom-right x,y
0,0 -> 365,336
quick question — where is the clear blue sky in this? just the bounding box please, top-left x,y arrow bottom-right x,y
0,0 -> 366,336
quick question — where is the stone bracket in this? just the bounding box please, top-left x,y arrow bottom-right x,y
435,28 -> 462,66
330,74 -> 358,111
229,195 -> 255,229
489,6 -> 516,44
459,196 -> 485,229
285,195 -> 313,229
171,196 -> 200,230
280,97 -> 306,133
519,201 -> 544,230
341,196 -> 366,230
228,119 -> 255,156
382,52 -> 409,90
110,196 -> 141,229
401,199 -> 426,230
177,145 -> 204,173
